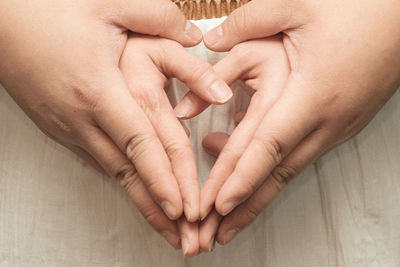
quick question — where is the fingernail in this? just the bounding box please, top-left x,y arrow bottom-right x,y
182,236 -> 190,256
184,202 -> 193,222
161,201 -> 177,219
204,25 -> 223,47
174,97 -> 193,119
208,238 -> 216,252
209,80 -> 233,104
200,206 -> 212,221
161,230 -> 181,249
221,201 -> 236,216
185,21 -> 202,43
223,228 -> 240,245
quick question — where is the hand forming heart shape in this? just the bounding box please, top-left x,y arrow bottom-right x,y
1,0 -> 400,259
119,30 -> 291,255
172,0 -> 400,253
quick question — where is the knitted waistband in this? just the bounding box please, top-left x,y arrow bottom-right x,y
172,0 -> 251,20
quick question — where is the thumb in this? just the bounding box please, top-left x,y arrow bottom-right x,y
204,0 -> 299,51
118,0 -> 202,46
153,41 -> 233,119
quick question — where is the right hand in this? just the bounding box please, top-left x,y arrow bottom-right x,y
0,0 -> 231,252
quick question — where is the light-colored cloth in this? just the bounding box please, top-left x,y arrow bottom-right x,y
169,17 -> 252,185
0,18 -> 399,267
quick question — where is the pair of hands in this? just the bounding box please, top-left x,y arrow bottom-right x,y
1,0 -> 400,257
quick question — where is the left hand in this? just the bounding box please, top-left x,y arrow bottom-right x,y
176,35 -> 291,251
175,0 -> 400,247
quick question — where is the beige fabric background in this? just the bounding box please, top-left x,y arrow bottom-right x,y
1,18 -> 399,267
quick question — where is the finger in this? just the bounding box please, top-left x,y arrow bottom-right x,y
79,127 -> 181,248
173,53 -> 243,119
216,130 -> 331,245
200,95 -> 271,219
125,174 -> 181,249
199,209 -> 222,252
203,0 -> 302,51
120,55 -> 199,222
174,91 -> 211,120
147,97 -> 200,222
202,132 -> 229,157
178,217 -> 199,257
153,40 -> 232,118
118,0 -> 202,46
174,36 -> 283,120
94,71 -> 182,220
200,40 -> 289,219
215,82 -> 320,216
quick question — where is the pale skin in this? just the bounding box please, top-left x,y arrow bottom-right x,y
120,34 -> 225,256
0,0 -> 233,256
2,0 -> 400,258
174,0 -> 400,251
176,35 -> 292,251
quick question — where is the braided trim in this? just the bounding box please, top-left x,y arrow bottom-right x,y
172,0 -> 251,20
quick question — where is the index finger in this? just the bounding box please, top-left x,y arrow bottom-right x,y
200,39 -> 290,219
215,80 -> 319,216
120,47 -> 200,222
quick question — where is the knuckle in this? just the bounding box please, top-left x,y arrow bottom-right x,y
245,204 -> 259,222
45,111 -> 90,144
125,131 -> 158,163
116,162 -> 139,191
69,75 -> 102,111
268,165 -> 297,192
71,86 -> 99,111
133,87 -> 164,115
164,139 -> 192,161
272,165 -> 298,183
229,6 -> 250,38
254,136 -> 284,166
184,62 -> 214,86
47,112 -> 75,137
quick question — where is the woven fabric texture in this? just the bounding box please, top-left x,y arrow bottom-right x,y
172,0 -> 251,20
